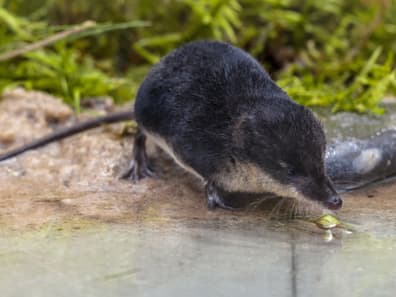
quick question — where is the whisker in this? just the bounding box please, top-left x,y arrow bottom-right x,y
284,199 -> 293,220
289,199 -> 298,220
301,203 -> 309,219
291,200 -> 298,219
270,197 -> 289,219
246,193 -> 277,211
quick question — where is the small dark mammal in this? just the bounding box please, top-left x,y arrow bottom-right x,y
0,41 -> 342,210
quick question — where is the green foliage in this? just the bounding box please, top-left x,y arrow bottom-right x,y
268,0 -> 396,114
278,47 -> 396,114
0,9 -> 148,109
132,0 -> 242,63
0,44 -> 139,112
1,0 -> 396,113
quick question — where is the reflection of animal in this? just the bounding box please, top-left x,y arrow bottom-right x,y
0,41 -> 342,210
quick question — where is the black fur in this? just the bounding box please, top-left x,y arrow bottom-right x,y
135,40 -> 342,210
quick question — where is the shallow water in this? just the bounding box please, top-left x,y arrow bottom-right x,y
1,216 -> 395,297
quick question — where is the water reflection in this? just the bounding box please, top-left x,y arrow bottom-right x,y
0,222 -> 395,297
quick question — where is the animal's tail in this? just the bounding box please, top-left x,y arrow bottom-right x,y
0,110 -> 134,162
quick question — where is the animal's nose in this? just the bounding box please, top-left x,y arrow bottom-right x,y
325,195 -> 343,210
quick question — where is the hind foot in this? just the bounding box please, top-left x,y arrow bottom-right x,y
121,128 -> 157,183
122,159 -> 157,183
206,181 -> 235,210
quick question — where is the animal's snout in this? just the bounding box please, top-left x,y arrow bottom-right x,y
297,176 -> 343,210
324,195 -> 343,210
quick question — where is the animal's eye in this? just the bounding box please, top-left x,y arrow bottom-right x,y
287,168 -> 296,177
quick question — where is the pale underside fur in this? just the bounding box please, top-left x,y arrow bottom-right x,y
214,160 -> 308,202
143,129 -> 314,204
144,130 -> 205,181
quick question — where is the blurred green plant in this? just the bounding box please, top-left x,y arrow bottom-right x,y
0,44 -> 136,112
278,47 -> 396,114
133,0 -> 242,63
0,7 -> 148,110
1,0 -> 396,113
